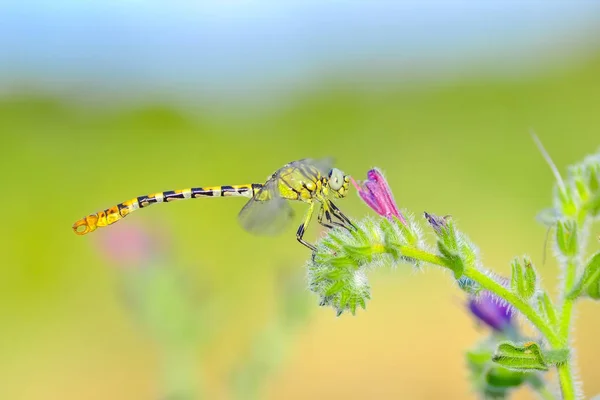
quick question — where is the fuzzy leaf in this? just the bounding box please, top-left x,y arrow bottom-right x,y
466,346 -> 537,399
394,216 -> 417,245
325,280 -> 346,297
585,193 -> 600,217
485,366 -> 528,388
510,259 -> 524,295
544,348 -> 570,365
557,187 -> 578,218
556,219 -> 578,257
343,245 -> 375,262
589,164 -> 600,193
492,341 -> 548,371
536,292 -> 558,328
510,257 -> 537,300
437,241 -> 465,279
523,260 -> 537,299
349,224 -> 370,245
574,175 -> 589,202
569,252 -> 600,300
379,218 -> 397,243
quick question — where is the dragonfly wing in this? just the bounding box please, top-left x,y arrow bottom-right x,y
288,157 -> 334,177
311,156 -> 335,175
237,179 -> 295,236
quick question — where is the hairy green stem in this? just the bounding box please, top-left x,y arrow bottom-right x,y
560,259 -> 577,338
556,362 -> 576,400
399,244 -> 581,398
398,224 -> 586,398
554,256 -> 579,400
464,268 -> 562,347
399,245 -> 562,346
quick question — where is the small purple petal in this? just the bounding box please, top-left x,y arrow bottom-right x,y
468,291 -> 513,332
357,181 -> 385,215
424,212 -> 448,234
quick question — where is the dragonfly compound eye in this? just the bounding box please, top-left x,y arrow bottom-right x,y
328,168 -> 344,191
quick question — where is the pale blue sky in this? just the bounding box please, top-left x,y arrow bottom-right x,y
1,1 -> 599,102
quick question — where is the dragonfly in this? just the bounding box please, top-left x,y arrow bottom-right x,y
72,158 -> 354,250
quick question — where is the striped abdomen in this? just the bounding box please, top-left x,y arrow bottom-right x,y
72,184 -> 262,235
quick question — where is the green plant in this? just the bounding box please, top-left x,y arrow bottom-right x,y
306,136 -> 600,399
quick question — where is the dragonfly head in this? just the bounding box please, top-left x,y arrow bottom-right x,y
327,168 -> 350,198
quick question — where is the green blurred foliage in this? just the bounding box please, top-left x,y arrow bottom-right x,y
1,54 -> 600,399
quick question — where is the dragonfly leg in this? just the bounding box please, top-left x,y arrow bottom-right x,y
317,203 -> 335,229
297,201 -> 317,251
328,200 -> 357,230
320,201 -> 347,229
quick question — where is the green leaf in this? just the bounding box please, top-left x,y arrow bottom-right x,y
349,224 -> 370,245
557,187 -> 578,218
325,280 -> 346,297
442,219 -> 459,251
329,256 -> 356,268
379,218 -> 397,243
394,216 -> 417,245
544,348 -> 570,365
569,251 -> 600,300
379,219 -> 402,261
339,289 -> 350,309
510,259 -> 524,295
524,260 -> 537,298
466,346 -> 535,399
458,238 -> 478,268
556,219 -> 578,257
585,193 -> 600,217
536,292 -> 558,328
343,245 -> 375,262
569,164 -> 590,202
492,341 -> 548,371
485,366 -> 528,388
510,257 -> 537,300
438,241 -> 464,279
588,163 -> 600,193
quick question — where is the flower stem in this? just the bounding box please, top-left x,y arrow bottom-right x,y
559,259 -> 577,338
399,243 -> 582,398
397,245 -> 446,265
398,245 -> 562,346
556,362 -> 576,400
463,267 -> 562,347
554,257 -> 579,400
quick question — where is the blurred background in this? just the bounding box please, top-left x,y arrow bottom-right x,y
1,1 -> 600,399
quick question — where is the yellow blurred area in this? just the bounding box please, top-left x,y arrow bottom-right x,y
1,55 -> 600,400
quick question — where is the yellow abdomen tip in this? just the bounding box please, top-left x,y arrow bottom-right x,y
73,218 -> 92,235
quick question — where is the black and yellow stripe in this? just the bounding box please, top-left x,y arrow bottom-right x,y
72,183 -> 263,235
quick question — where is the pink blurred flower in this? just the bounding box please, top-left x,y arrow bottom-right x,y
351,168 -> 406,224
95,224 -> 167,268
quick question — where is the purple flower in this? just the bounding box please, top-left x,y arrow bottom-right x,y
351,168 -> 406,224
468,290 -> 514,332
